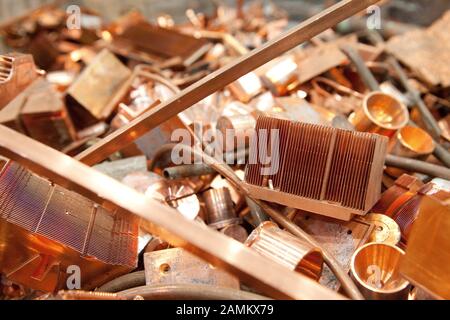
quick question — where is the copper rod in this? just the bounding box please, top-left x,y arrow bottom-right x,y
0,125 -> 343,300
75,0 -> 381,166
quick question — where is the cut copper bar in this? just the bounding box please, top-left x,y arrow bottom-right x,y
66,49 -> 132,122
75,0 -> 382,166
144,248 -> 239,289
244,116 -> 388,220
0,53 -> 39,109
0,161 -> 138,292
245,222 -> 324,281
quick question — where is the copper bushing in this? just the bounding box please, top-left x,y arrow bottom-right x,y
245,221 -> 323,281
349,91 -> 409,137
203,188 -> 241,229
350,243 -> 410,300
390,125 -> 435,158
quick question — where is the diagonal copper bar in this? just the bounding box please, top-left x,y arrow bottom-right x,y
0,125 -> 343,300
76,0 -> 381,166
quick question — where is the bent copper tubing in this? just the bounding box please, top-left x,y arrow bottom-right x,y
97,271 -> 146,293
118,284 -> 271,300
385,155 -> 450,180
155,143 -> 364,300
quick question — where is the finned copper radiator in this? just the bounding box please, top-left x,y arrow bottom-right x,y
244,116 -> 388,220
0,161 -> 138,292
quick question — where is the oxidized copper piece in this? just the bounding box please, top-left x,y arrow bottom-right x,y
0,161 -> 138,292
400,194 -> 450,300
245,221 -> 324,281
144,248 -> 239,289
203,188 -> 240,229
245,116 -> 388,221
0,53 -> 39,109
349,91 -> 409,138
350,243 -> 410,300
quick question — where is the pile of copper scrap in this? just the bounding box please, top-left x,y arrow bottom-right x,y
0,0 -> 449,301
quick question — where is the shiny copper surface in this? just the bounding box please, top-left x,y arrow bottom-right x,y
0,125 -> 343,300
203,188 -> 240,229
400,194 -> 450,299
389,126 -> 435,159
350,243 -> 410,300
349,91 -> 409,137
363,213 -> 401,246
245,116 -> 387,220
0,161 -> 138,292
245,221 -> 324,281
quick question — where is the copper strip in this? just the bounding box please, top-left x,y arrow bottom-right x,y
75,0 -> 381,166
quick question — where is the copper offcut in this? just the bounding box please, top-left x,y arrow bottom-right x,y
363,213 -> 401,246
389,125 -> 435,159
261,56 -> 299,96
228,72 -> 263,103
216,114 -> 256,152
400,194 -> 450,299
245,222 -> 323,281
0,161 -> 138,292
144,248 -> 239,289
0,53 -> 39,109
221,224 -> 249,243
245,116 -> 388,221
350,243 -> 410,300
203,188 -> 240,229
349,91 -> 409,138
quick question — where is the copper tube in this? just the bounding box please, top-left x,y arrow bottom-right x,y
385,155 -> 450,180
203,188 -> 240,229
389,126 -> 435,159
216,114 -> 256,152
349,91 -> 409,137
245,221 -> 324,281
350,243 -> 410,300
149,143 -> 363,300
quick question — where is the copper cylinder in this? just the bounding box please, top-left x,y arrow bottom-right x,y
245,222 -> 323,281
216,114 -> 256,152
203,188 -> 240,229
389,125 -> 435,159
221,224 -> 248,243
350,243 -> 410,300
349,91 -> 409,138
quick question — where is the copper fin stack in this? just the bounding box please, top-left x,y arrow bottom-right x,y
244,116 -> 388,220
0,161 -> 138,292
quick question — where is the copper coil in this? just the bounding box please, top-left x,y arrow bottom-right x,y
245,221 -> 323,281
349,91 -> 409,138
350,243 -> 410,300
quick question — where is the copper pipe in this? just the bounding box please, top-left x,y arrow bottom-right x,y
385,155 -> 450,180
118,284 -> 271,300
350,243 -> 410,300
245,222 -> 324,281
389,126 -> 435,159
154,143 -> 364,300
349,91 -> 409,137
